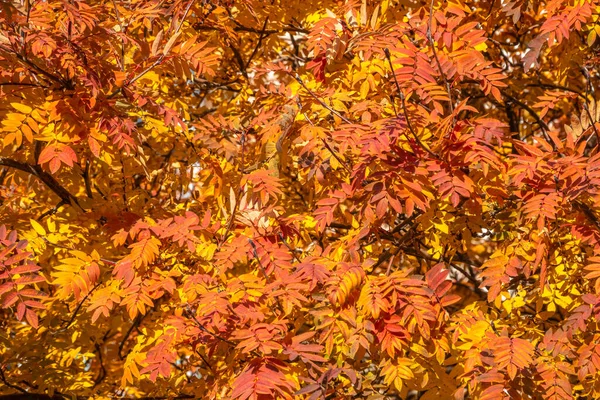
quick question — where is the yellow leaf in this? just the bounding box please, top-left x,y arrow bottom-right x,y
475,42 -> 488,52
30,219 -> 47,236
359,79 -> 370,99
11,103 -> 33,114
588,30 -> 597,47
47,218 -> 56,233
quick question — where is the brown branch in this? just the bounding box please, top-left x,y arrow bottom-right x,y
0,157 -> 84,212
111,0 -> 125,72
502,93 -> 549,131
502,92 -> 553,146
0,368 -> 27,394
244,18 -> 269,71
278,232 -> 302,263
0,82 -> 46,88
118,314 -> 144,359
195,349 -> 212,371
93,342 -> 106,387
580,65 -> 600,143
82,160 -> 94,199
193,23 -> 307,35
300,101 -> 353,173
229,44 -> 248,79
525,83 -> 586,99
401,247 -> 486,297
233,22 -> 307,35
220,131 -> 246,245
37,200 -> 66,221
0,45 -> 66,86
329,222 -> 352,230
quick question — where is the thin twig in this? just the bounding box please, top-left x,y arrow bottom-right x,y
580,65 -> 600,143
184,306 -> 237,347
248,239 -> 270,280
0,44 -> 66,86
111,0 -> 125,72
220,130 -> 247,245
108,0 -> 195,97
37,200 -> 66,221
244,18 -> 269,71
301,104 -> 353,173
60,281 -> 103,330
426,0 -> 454,114
82,159 -> 94,199
278,232 -> 302,263
0,82 -> 46,88
118,314 -> 144,359
292,74 -> 352,124
0,368 -> 27,393
525,83 -> 586,99
383,49 -> 437,158
502,92 -> 553,145
196,350 -> 212,371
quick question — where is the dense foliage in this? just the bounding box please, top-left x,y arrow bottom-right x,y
2,0 -> 600,398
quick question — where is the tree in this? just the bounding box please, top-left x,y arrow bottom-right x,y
1,0 -> 600,398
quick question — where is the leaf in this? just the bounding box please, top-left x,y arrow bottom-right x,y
2,292 -> 19,308
230,358 -> 294,400
163,31 -> 181,55
30,219 -> 47,236
151,30 -> 164,56
11,102 -> 33,114
492,336 -> 535,380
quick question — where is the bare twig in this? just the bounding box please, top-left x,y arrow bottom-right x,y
82,159 -> 94,199
0,82 -> 46,88
196,350 -> 212,371
229,44 -> 248,78
220,130 -> 247,245
525,83 -> 586,99
278,232 -> 302,263
300,102 -> 352,173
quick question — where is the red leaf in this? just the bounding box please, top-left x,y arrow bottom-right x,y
16,302 -> 26,320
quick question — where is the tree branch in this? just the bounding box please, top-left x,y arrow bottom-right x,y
0,157 -> 84,212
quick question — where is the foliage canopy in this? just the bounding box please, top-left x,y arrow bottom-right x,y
2,0 -> 600,399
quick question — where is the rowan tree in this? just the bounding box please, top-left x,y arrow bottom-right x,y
1,0 -> 600,399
